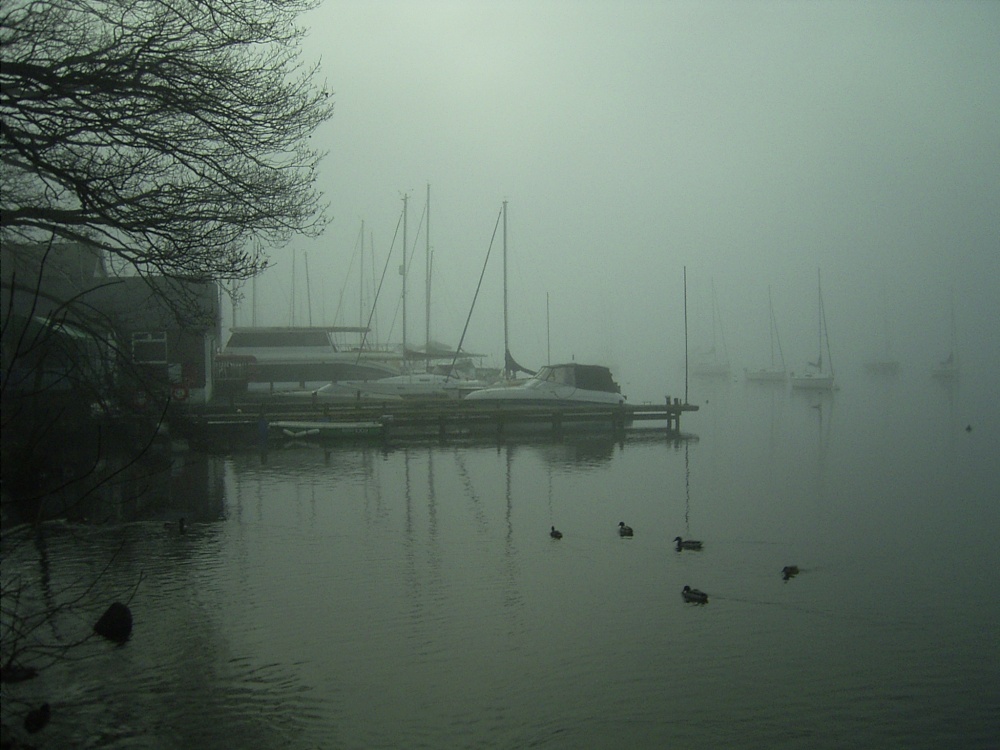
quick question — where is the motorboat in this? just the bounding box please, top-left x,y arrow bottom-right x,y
462,363 -> 626,407
322,371 -> 493,400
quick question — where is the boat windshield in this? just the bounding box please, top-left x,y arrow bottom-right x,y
535,366 -> 574,386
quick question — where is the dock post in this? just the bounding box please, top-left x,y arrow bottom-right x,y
612,405 -> 625,435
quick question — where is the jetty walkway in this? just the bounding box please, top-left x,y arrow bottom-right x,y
173,397 -> 699,446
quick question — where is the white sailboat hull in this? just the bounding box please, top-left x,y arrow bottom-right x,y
790,374 -> 835,390
692,362 -> 731,378
745,368 -> 787,383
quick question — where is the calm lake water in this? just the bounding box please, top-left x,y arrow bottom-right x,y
4,368 -> 998,748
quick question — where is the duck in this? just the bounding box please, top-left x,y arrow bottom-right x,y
674,536 -> 702,550
618,521 -> 634,537
682,585 -> 709,603
781,565 -> 800,580
550,526 -> 563,539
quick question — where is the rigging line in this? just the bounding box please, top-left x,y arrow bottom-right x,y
449,206 -> 504,382
398,202 -> 427,356
356,209 -> 403,364
333,222 -> 364,328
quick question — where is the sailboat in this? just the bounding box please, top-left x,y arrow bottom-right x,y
462,201 -> 626,407
865,284 -> 900,376
745,286 -> 787,383
791,270 -> 835,391
692,279 -> 731,378
324,187 -> 496,399
931,289 -> 959,379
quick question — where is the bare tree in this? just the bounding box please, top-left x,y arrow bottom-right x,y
1,3 -> 333,739
0,0 -> 334,283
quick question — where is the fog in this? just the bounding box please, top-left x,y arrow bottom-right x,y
230,0 -> 999,403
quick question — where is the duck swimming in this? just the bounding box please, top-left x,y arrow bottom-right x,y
682,585 -> 709,603
674,536 -> 702,550
782,565 -> 800,580
550,526 -> 563,539
618,521 -> 634,537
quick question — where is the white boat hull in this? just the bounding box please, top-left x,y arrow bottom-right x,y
790,374 -> 835,390
327,373 -> 491,400
463,363 -> 625,407
745,369 -> 787,383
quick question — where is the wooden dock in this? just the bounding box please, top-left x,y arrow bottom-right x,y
174,397 -> 699,446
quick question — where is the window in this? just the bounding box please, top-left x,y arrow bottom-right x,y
132,331 -> 168,363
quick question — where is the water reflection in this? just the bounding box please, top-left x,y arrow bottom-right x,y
4,372 -> 997,748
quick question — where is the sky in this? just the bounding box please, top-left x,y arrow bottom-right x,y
232,0 -> 1000,403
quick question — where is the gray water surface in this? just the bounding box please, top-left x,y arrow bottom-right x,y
4,370 -> 998,749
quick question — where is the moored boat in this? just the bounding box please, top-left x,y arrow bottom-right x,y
217,326 -> 402,388
463,363 -> 626,407
745,286 -> 787,383
791,271 -> 836,391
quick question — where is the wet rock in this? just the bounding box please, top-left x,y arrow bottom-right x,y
24,703 -> 50,734
93,602 -> 132,643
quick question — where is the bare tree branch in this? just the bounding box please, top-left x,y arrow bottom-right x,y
1,0 -> 334,284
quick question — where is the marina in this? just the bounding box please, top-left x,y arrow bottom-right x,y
175,396 -> 699,446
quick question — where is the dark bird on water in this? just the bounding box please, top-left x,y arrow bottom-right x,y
674,536 -> 702,550
682,585 -> 709,603
782,565 -> 800,580
550,526 -> 563,539
618,521 -> 634,537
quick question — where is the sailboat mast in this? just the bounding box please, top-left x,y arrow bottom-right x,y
683,266 -> 689,404
502,200 -> 510,377
546,292 -> 551,365
425,184 -> 431,372
819,268 -> 833,377
772,286 -> 786,370
816,268 -> 822,367
359,220 -> 365,335
949,286 -> 957,365
768,286 -> 776,368
304,251 -> 313,326
401,193 -> 408,363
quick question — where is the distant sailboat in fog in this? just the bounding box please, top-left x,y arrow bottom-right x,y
692,279 -> 731,379
791,270 -> 835,391
745,286 -> 787,383
932,288 -> 959,380
865,283 -> 900,376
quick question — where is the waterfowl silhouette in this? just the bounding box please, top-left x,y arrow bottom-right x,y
674,536 -> 702,550
682,585 -> 709,603
618,521 -> 634,537
782,565 -> 800,580
550,526 -> 563,539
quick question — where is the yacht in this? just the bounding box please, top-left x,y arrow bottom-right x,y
463,363 -> 626,406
